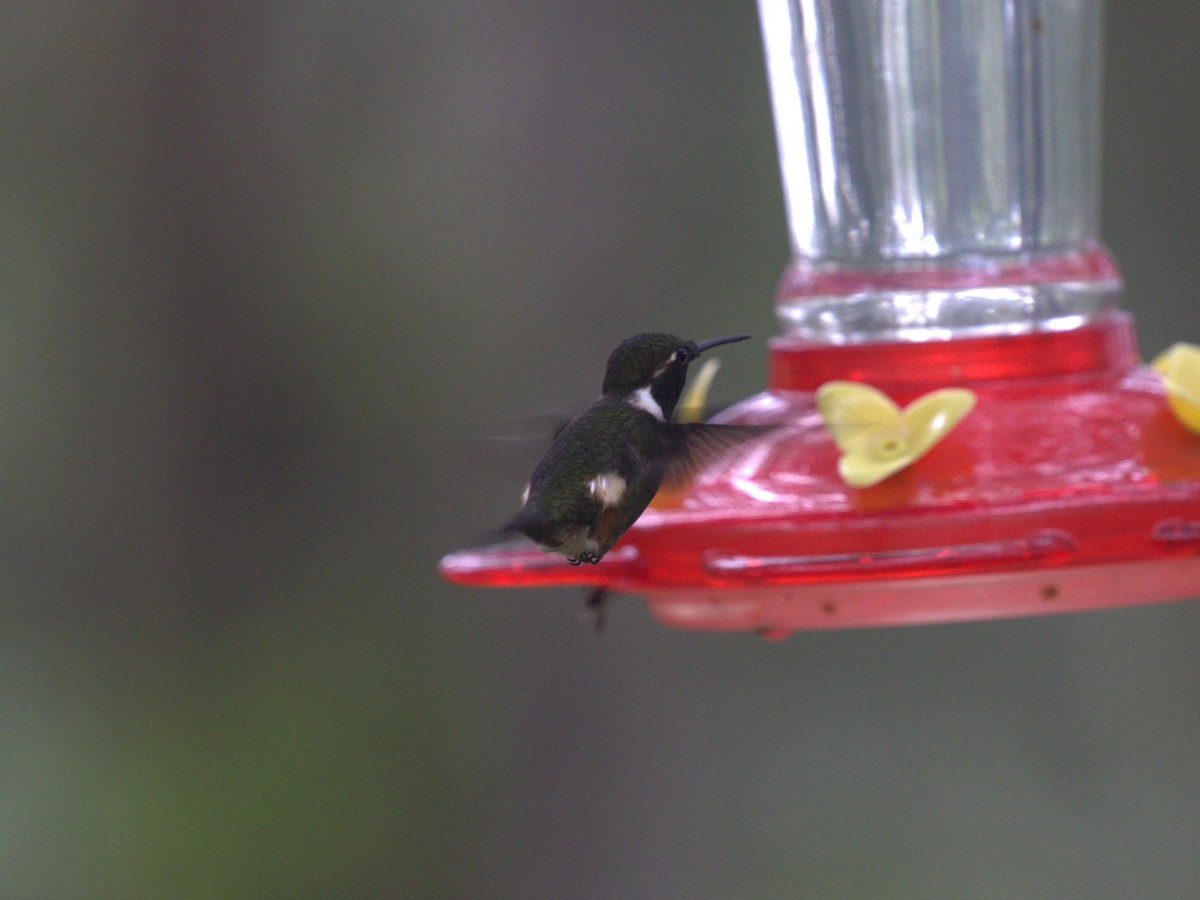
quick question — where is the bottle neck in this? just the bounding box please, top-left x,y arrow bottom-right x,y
774,242 -> 1123,344
769,311 -> 1139,394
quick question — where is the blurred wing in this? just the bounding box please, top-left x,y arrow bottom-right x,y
464,401 -> 588,485
660,423 -> 771,491
489,400 -> 589,443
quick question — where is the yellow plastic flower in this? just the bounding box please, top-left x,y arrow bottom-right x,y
816,381 -> 976,488
648,358 -> 723,509
1152,343 -> 1200,435
674,357 -> 721,424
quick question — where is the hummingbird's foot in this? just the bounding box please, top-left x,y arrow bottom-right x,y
580,587 -> 609,632
567,552 -> 602,565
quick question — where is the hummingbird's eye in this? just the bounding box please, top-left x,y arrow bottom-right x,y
674,347 -> 691,363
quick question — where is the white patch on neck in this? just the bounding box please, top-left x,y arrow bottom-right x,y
588,472 -> 627,509
629,386 -> 665,421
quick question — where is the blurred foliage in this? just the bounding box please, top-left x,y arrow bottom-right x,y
1,1 -> 1199,896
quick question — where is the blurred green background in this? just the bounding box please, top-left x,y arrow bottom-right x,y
3,2 -> 1200,896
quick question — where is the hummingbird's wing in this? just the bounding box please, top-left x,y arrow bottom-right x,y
463,402 -> 590,485
491,401 -> 590,439
659,423 -> 771,491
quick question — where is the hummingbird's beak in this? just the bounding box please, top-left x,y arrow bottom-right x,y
694,333 -> 751,355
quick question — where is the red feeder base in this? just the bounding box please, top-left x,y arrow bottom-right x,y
440,314 -> 1200,634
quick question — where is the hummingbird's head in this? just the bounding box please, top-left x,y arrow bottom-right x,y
601,331 -> 750,421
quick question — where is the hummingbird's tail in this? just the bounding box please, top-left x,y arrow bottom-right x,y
502,503 -> 548,546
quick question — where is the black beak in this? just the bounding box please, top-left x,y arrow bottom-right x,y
694,333 -> 751,354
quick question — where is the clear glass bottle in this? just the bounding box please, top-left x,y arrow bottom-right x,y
760,0 -> 1119,342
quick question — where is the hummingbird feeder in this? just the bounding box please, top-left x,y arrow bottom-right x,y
441,0 -> 1200,635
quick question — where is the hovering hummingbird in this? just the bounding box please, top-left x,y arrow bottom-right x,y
506,331 -> 759,565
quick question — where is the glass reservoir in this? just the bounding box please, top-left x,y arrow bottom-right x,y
440,0 -> 1200,634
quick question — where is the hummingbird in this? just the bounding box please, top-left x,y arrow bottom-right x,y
506,331 -> 759,565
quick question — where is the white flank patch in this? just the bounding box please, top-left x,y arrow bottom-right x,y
629,386 -> 665,421
519,483 -> 530,506
588,472 -> 627,508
